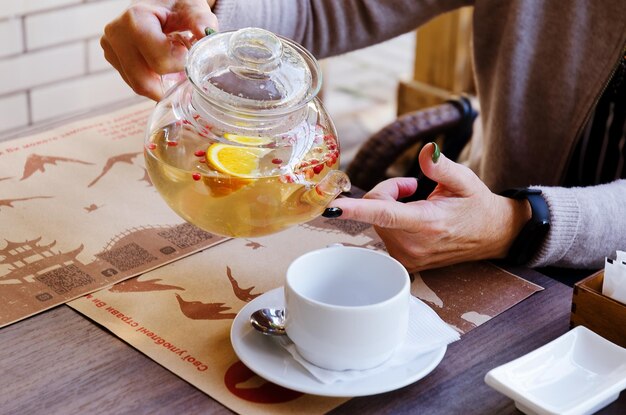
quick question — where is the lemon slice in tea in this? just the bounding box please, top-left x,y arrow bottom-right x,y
207,143 -> 271,178
223,133 -> 273,146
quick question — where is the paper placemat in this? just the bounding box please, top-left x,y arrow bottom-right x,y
69,218 -> 542,415
414,262 -> 544,333
0,103 -> 228,327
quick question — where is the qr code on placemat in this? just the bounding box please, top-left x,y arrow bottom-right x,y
158,223 -> 214,249
36,264 -> 94,294
97,242 -> 157,272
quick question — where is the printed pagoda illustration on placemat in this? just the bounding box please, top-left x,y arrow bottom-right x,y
0,223 -> 224,327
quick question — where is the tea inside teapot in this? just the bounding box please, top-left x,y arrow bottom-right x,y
144,27 -> 350,238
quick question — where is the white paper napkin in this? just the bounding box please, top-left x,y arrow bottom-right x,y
277,296 -> 460,384
602,251 -> 626,305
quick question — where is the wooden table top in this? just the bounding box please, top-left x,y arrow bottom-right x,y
1,266 -> 624,414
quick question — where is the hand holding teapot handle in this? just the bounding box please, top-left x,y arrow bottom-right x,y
160,29 -> 217,95
101,0 -> 218,101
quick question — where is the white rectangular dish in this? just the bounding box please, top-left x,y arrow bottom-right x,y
485,326 -> 626,415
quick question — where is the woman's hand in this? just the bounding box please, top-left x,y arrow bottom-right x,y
327,143 -> 532,272
101,0 -> 218,100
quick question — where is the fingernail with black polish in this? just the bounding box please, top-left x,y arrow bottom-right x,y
322,207 -> 343,218
205,27 -> 217,36
430,142 -> 440,164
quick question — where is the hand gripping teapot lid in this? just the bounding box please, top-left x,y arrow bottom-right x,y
185,27 -> 321,116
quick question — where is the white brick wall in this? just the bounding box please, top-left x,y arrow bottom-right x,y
25,0 -> 128,50
0,18 -> 23,58
31,71 -> 136,122
0,43 -> 85,95
88,37 -> 110,72
0,93 -> 29,131
0,0 -> 81,20
0,0 -> 135,138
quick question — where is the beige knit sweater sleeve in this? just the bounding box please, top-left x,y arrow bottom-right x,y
213,0 -> 471,58
531,180 -> 626,270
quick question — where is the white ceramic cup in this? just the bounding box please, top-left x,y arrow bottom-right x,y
284,246 -> 410,371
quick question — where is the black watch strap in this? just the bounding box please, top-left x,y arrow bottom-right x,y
500,188 -> 550,265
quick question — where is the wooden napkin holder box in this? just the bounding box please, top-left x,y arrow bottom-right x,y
571,270 -> 626,348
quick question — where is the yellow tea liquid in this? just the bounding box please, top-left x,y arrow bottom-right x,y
144,124 -> 340,237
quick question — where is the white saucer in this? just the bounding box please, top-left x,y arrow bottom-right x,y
230,287 -> 446,397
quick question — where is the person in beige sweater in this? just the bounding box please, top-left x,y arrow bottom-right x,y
102,0 -> 626,272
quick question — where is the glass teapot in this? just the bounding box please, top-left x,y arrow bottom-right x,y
144,27 -> 351,238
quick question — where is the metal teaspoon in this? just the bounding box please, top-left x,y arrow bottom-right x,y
250,308 -> 286,336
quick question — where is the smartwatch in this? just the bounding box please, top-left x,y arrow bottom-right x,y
500,188 -> 550,265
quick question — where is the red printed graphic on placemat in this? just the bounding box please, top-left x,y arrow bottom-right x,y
226,266 -> 262,302
244,240 -> 264,250
20,154 -> 94,180
0,196 -> 53,211
88,152 -> 142,187
109,278 -> 184,293
175,293 -> 237,320
84,203 -> 102,213
224,360 -> 303,403
172,265 -> 263,319
139,168 -> 152,186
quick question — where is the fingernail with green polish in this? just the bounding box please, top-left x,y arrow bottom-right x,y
322,207 -> 343,218
205,27 -> 217,36
430,142 -> 440,164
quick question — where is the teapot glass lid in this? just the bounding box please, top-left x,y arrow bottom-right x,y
186,27 -> 321,115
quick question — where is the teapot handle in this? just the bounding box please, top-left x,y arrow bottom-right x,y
160,71 -> 187,95
160,29 -> 215,95
300,170 -> 352,208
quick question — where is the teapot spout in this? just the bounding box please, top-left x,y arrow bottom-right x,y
301,170 -> 351,207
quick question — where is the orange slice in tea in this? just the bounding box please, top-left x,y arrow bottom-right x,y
202,175 -> 251,197
223,133 -> 273,146
207,143 -> 270,178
